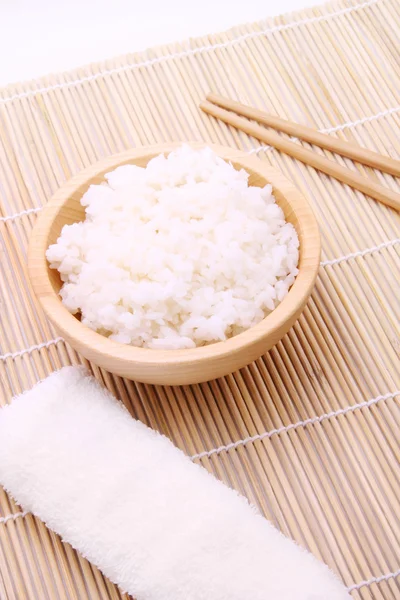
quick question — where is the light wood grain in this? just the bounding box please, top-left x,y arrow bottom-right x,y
1,0 -> 400,598
206,93 -> 400,177
200,100 -> 400,212
28,142 -> 320,386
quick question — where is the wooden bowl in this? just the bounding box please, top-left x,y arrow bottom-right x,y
28,143 -> 320,385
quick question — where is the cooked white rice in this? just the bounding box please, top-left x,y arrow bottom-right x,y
46,145 -> 299,349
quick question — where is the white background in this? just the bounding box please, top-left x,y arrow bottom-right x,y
1,0 -> 320,86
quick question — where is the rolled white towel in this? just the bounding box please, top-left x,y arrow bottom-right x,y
0,367 -> 349,600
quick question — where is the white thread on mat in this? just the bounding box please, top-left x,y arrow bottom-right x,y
0,0 -> 378,106
248,102 -> 400,153
0,503 -> 398,592
0,515 -> 397,593
320,106 -> 400,133
2,94 -> 400,225
0,338 -> 64,362
0,511 -> 29,525
248,144 -> 274,154
321,238 -> 400,266
347,568 -> 400,592
190,390 -> 400,460
1,233 -> 399,363
0,510 -> 398,592
0,207 -> 42,223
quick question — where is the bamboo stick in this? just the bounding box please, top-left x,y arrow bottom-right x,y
206,93 -> 400,176
200,100 -> 400,211
0,0 -> 399,598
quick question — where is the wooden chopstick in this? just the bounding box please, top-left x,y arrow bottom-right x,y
200,98 -> 400,212
206,94 -> 400,177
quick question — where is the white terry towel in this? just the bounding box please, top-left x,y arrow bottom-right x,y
0,367 -> 350,600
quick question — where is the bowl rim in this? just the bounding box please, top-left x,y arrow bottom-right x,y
28,142 -> 321,367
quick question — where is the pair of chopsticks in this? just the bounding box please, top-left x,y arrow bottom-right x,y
200,94 -> 400,211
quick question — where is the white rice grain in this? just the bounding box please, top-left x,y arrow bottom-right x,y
46,145 -> 299,349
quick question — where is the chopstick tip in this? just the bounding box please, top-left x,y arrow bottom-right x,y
199,100 -> 212,113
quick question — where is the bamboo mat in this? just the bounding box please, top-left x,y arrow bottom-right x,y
0,0 -> 399,597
